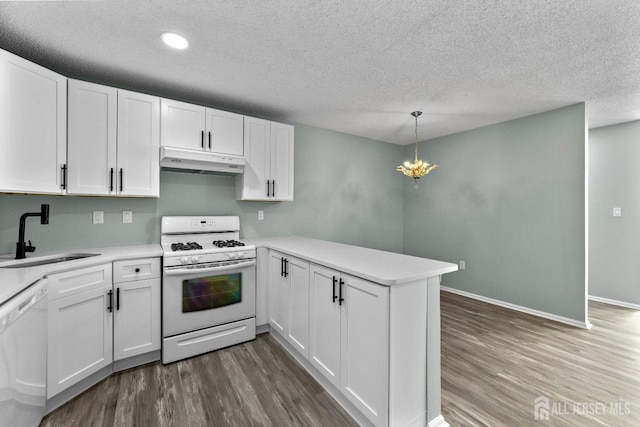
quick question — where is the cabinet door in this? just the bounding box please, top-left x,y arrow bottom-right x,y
271,122 -> 294,201
286,257 -> 310,357
269,251 -> 288,334
340,275 -> 389,426
0,49 -> 66,194
113,277 -> 161,361
309,264 -> 341,389
67,79 -> 117,195
117,90 -> 160,197
236,117 -> 270,200
47,283 -> 113,398
205,108 -> 244,156
160,98 -> 205,150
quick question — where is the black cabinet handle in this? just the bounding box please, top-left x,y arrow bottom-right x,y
339,278 -> 345,305
135,268 -> 140,273
61,164 -> 67,190
107,289 -> 113,312
208,131 -> 212,149
284,259 -> 289,277
267,180 -> 271,198
281,257 -> 284,277
332,276 -> 338,303
119,168 -> 124,192
271,180 -> 275,198
116,287 -> 120,311
109,168 -> 114,192
201,130 -> 205,148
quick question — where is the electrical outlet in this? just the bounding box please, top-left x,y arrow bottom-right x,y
613,207 -> 622,217
92,211 -> 104,224
459,261 -> 466,270
123,211 -> 133,223
258,210 -> 264,221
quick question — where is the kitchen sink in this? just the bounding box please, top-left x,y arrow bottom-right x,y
0,253 -> 100,268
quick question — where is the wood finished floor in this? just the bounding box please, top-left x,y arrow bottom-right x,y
40,333 -> 358,427
42,292 -> 640,427
441,291 -> 640,426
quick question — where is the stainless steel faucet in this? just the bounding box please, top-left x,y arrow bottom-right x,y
16,204 -> 50,259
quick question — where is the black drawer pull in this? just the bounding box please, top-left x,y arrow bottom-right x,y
61,164 -> 67,190
135,268 -> 140,273
332,276 -> 337,303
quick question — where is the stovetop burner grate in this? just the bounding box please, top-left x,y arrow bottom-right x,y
171,242 -> 203,251
212,239 -> 246,248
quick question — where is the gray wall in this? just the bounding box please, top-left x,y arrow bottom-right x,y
0,123 -> 405,255
589,120 -> 640,305
403,104 -> 587,322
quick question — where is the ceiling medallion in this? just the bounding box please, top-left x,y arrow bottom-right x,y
396,111 -> 438,188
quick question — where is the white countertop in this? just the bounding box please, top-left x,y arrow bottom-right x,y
246,236 -> 458,286
0,244 -> 162,306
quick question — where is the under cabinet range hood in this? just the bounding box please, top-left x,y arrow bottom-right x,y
160,146 -> 245,175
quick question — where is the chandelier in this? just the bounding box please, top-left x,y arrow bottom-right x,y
396,111 -> 438,188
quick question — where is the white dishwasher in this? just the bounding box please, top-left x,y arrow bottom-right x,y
0,278 -> 48,426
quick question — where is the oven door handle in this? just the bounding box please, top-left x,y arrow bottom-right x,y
164,259 -> 256,276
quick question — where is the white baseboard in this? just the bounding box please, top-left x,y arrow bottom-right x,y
441,286 -> 591,329
589,295 -> 640,310
428,414 -> 450,427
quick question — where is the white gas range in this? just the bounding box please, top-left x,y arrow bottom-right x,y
161,216 -> 256,364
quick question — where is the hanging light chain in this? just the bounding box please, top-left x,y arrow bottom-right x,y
414,111 -> 420,160
396,110 -> 438,188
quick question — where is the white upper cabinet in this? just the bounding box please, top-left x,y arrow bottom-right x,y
160,98 -> 243,156
67,80 -> 160,197
67,80 -> 117,195
205,108 -> 244,156
117,90 -> 160,197
236,117 -> 294,201
0,48 -> 67,194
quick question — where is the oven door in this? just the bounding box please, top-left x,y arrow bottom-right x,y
162,259 -> 256,337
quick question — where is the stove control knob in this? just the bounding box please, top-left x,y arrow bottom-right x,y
190,256 -> 199,264
237,251 -> 245,259
180,257 -> 189,265
228,252 -> 238,260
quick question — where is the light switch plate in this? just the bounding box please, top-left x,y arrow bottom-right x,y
613,207 -> 622,217
258,210 -> 264,220
92,211 -> 104,224
123,211 -> 133,223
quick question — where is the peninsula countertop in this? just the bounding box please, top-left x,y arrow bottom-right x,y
0,244 -> 162,306
245,236 -> 458,286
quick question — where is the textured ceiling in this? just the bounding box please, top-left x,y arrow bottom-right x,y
1,1 -> 639,145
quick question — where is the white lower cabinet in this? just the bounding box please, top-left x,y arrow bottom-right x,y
47,264 -> 113,398
112,258 -> 161,361
47,258 -> 161,399
309,264 -> 389,426
269,251 -> 310,357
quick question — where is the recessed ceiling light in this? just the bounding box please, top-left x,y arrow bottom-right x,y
161,32 -> 189,50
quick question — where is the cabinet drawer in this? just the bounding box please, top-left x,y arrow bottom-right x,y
48,263 -> 112,301
113,257 -> 161,283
